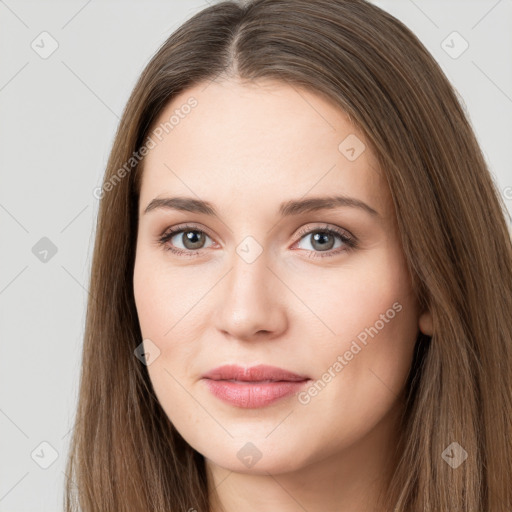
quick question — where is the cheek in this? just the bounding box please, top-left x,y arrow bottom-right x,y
133,248 -> 208,393
292,248 -> 415,346
312,298 -> 418,452
133,255 -> 201,428
299,250 -> 419,429
133,247 -> 204,341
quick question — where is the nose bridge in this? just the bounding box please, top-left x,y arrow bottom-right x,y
225,229 -> 271,294
230,245 -> 268,291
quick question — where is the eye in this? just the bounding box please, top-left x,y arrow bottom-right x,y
293,224 -> 357,259
156,223 -> 358,259
157,224 -> 215,257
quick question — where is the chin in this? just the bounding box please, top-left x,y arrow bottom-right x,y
191,434 -> 314,475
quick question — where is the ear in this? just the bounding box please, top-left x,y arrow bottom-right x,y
418,309 -> 433,336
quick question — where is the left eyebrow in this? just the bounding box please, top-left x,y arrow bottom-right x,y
278,195 -> 380,218
143,195 -> 380,218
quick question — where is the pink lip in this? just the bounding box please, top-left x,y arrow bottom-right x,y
201,364 -> 311,408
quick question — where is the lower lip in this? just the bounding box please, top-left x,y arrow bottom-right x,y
203,379 -> 310,408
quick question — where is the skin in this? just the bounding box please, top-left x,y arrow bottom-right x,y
133,77 -> 433,512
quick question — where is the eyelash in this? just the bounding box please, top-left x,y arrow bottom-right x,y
156,223 -> 358,259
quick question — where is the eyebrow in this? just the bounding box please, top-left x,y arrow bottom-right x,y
143,195 -> 380,218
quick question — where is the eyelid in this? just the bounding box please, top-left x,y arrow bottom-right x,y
294,222 -> 353,241
159,222 -> 217,241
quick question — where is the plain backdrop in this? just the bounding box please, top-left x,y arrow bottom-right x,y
1,1 -> 511,510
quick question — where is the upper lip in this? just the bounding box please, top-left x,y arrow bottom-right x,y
202,364 -> 310,382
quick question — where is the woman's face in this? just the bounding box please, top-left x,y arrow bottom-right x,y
133,77 -> 431,475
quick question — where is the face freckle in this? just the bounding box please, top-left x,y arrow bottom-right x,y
132,77 -> 426,479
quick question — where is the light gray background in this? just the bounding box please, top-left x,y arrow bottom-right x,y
1,1 -> 511,510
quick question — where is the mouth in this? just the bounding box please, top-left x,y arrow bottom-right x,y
201,363 -> 310,382
201,364 -> 312,408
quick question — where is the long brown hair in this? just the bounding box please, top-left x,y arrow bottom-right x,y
64,1 -> 512,510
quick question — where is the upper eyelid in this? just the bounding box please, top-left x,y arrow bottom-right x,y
295,223 -> 352,238
162,223 -> 216,241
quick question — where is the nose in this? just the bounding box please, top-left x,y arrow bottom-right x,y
214,252 -> 288,342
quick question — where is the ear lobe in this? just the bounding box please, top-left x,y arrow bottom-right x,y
418,309 -> 433,336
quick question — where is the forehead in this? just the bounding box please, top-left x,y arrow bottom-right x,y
138,78 -> 391,221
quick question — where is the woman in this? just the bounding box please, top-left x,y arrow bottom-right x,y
64,0 -> 512,510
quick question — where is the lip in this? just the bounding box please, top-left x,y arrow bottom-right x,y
201,364 -> 311,408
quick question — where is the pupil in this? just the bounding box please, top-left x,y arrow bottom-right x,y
312,232 -> 334,251
184,231 -> 204,249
